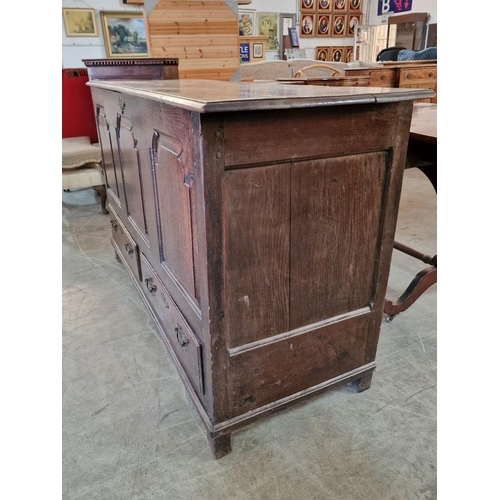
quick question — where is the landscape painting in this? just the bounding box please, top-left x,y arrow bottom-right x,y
101,11 -> 148,58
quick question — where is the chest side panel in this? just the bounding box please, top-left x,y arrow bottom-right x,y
290,152 -> 387,328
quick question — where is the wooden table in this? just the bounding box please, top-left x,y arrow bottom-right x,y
384,103 -> 437,320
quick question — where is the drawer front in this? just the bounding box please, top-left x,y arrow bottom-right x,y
370,69 -> 395,87
109,207 -> 141,282
398,67 -> 437,85
140,255 -> 204,397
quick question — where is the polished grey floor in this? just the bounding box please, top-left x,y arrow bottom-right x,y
62,168 -> 437,500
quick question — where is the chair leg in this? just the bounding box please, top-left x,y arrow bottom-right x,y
93,185 -> 109,214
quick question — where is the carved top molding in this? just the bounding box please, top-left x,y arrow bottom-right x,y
83,58 -> 179,67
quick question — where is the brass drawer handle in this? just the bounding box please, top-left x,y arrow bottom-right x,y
175,325 -> 189,351
406,74 -> 411,79
428,72 -> 434,77
110,220 -> 118,231
124,243 -> 134,255
380,75 -> 385,80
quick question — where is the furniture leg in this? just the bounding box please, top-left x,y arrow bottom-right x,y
93,185 -> 109,214
384,265 -> 437,320
350,373 -> 373,393
207,432 -> 232,459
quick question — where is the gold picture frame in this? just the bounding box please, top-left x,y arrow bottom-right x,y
62,8 -> 98,37
100,11 -> 149,59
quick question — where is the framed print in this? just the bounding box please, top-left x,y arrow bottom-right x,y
101,11 -> 148,58
331,47 -> 344,62
238,10 -> 255,36
318,0 -> 332,12
348,15 -> 362,36
316,15 -> 332,36
332,15 -> 347,36
300,0 -> 316,12
257,12 -> 279,51
348,0 -> 363,12
253,43 -> 264,58
300,14 -> 315,37
316,47 -> 329,61
288,27 -> 300,48
62,8 -> 98,37
344,46 -> 359,62
333,0 -> 348,12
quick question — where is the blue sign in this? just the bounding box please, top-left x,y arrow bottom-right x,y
240,43 -> 250,62
378,0 -> 413,15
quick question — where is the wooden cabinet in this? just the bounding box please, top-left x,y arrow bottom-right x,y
88,79 -> 433,458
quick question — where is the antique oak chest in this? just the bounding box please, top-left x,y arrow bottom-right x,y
87,80 -> 433,458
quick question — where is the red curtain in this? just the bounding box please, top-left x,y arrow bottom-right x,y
62,69 -> 98,143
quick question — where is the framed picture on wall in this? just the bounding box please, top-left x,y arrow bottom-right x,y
333,0 -> 348,12
316,15 -> 332,36
100,11 -> 148,58
253,43 -> 264,58
62,8 -> 98,37
332,15 -> 347,36
257,12 -> 279,51
300,14 -> 315,37
300,0 -> 316,11
348,15 -> 362,36
318,0 -> 333,12
348,0 -> 363,12
238,10 -> 255,36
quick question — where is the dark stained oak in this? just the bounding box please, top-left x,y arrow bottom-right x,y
88,79 -> 433,458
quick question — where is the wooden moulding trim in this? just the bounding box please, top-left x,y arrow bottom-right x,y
228,306 -> 372,356
209,362 -> 377,438
82,58 -> 179,66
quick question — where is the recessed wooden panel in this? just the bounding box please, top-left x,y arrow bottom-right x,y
96,104 -> 121,206
228,313 -> 370,415
223,165 -> 290,348
116,115 -> 147,239
152,132 -> 196,302
290,152 -> 388,328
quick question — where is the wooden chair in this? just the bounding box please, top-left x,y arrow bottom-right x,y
62,136 -> 108,214
293,63 -> 343,78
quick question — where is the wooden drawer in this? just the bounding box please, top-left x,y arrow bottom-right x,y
109,207 -> 141,283
140,254 -> 204,397
398,67 -> 436,86
370,69 -> 395,87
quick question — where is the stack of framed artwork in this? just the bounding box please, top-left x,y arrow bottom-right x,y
299,0 -> 362,39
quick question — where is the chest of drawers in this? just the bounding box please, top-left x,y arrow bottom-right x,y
88,79 -> 434,458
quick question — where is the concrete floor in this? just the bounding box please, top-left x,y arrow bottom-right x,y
62,168 -> 437,500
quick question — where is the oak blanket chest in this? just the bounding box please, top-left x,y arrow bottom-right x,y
87,80 -> 433,458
